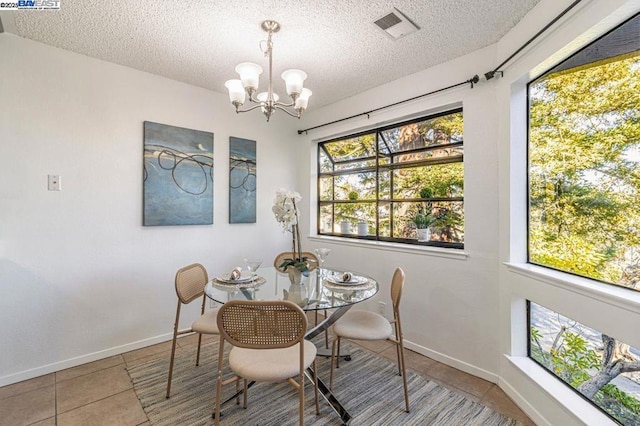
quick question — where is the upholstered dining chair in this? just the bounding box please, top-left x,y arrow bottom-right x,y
274,251 -> 327,346
329,267 -> 409,412
214,300 -> 319,426
166,263 -> 219,399
273,251 -> 319,272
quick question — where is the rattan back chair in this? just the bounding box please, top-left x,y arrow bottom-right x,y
273,250 -> 327,346
273,251 -> 319,272
166,263 -> 219,399
329,267 -> 409,412
214,300 -> 319,426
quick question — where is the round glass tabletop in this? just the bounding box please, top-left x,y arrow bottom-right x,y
205,266 -> 379,311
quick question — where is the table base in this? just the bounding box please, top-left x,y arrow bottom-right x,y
316,346 -> 352,361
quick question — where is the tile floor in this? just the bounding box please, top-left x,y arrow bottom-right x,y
0,333 -> 535,426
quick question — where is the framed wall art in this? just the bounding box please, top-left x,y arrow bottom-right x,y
229,137 -> 256,223
143,121 -> 214,226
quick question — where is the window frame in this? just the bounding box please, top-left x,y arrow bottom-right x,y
525,12 -> 640,292
317,108 -> 464,249
526,299 -> 640,425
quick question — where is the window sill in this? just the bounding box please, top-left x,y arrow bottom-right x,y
307,235 -> 469,260
505,262 -> 640,314
506,355 -> 615,425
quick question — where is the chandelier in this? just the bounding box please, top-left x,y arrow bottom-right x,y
224,20 -> 312,122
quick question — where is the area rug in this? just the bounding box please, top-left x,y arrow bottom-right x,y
127,341 -> 522,425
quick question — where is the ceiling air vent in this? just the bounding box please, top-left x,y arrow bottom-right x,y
373,8 -> 419,40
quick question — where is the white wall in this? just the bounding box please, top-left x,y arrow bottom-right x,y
296,0 -> 640,424
0,34 -> 298,385
296,44 -> 502,380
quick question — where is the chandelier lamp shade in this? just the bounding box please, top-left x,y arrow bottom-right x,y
224,20 -> 312,122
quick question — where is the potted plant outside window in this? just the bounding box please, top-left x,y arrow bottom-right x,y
411,210 -> 437,242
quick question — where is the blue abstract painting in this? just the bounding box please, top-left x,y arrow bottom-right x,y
229,137 -> 256,223
143,121 -> 214,226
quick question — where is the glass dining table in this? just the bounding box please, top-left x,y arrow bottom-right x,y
205,266 -> 379,425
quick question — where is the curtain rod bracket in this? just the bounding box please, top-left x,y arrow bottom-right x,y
484,70 -> 504,81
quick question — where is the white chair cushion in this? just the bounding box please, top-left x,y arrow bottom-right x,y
229,340 -> 317,382
191,308 -> 219,334
333,310 -> 392,341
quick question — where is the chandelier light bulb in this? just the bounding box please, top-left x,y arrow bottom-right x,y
235,62 -> 263,91
257,92 -> 280,102
281,69 -> 307,96
225,79 -> 246,104
295,88 -> 312,110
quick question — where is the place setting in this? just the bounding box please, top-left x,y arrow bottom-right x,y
323,270 -> 372,291
212,258 -> 266,289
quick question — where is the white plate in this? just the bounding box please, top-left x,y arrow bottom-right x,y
213,276 -> 266,289
217,273 -> 254,283
325,273 -> 368,286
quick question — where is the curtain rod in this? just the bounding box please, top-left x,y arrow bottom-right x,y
484,0 -> 582,80
297,75 -> 479,135
297,0 -> 582,136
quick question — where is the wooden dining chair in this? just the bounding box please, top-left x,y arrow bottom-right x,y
329,267 -> 409,412
166,263 -> 219,399
274,251 -> 327,346
214,300 -> 319,426
273,251 -> 319,272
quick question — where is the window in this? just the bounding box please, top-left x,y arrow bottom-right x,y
528,14 -> 640,291
528,301 -> 640,425
317,109 -> 464,248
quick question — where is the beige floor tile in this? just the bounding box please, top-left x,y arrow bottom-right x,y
378,347 -> 437,375
402,349 -> 437,371
56,355 -> 124,382
480,385 -> 535,425
122,341 -> 174,365
0,385 -> 55,426
125,344 -> 187,369
57,389 -> 147,426
0,373 -> 54,400
27,417 -> 56,426
56,364 -> 132,414
424,361 -> 493,398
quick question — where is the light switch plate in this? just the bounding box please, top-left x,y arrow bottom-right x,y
48,175 -> 61,191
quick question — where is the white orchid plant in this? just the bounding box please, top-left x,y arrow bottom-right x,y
272,188 -> 310,275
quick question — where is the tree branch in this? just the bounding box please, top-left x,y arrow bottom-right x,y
551,325 -> 567,354
619,360 -> 640,374
601,334 -> 616,366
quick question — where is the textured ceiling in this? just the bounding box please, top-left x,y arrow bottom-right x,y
2,0 -> 540,108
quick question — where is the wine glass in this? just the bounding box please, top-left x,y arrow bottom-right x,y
314,248 -> 331,278
243,258 -> 263,277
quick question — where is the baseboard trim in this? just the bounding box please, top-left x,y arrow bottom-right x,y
403,339 -> 500,384
0,333 -> 173,387
2,334 -> 498,389
497,372 -> 550,426
502,355 -> 615,426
